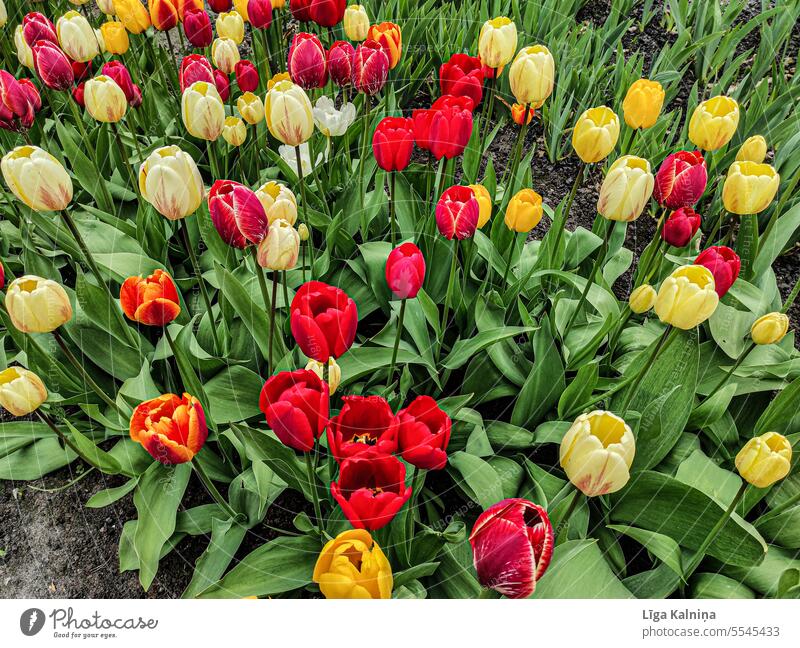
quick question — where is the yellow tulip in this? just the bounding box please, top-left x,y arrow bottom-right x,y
509,45 -> 554,108
688,95 -> 739,151
750,312 -> 789,345
1,146 -> 73,212
504,188 -> 543,232
629,284 -> 656,314
181,81 -> 225,141
222,116 -> 247,147
735,432 -> 792,488
344,5 -> 369,41
559,410 -> 635,496
312,529 -> 392,599
722,161 -> 780,215
255,181 -> 297,225
298,223 -> 310,241
572,106 -> 619,163
0,367 -> 48,417
233,0 -> 250,21
267,72 -> 291,90
469,184 -> 492,228
84,75 -> 127,123
5,275 -> 73,333
211,37 -> 240,74
139,145 -> 205,220
271,0 -> 285,8
736,135 -> 767,163
478,16 -> 517,69
622,79 -> 664,129
236,92 -> 265,125
256,219 -> 300,270
654,265 -> 719,329
216,11 -> 244,44
597,155 -> 654,222
0,1 -> 6,28
113,0 -> 151,34
100,21 -> 129,55
305,357 -> 342,393
264,80 -> 314,146
96,0 -> 116,15
57,10 -> 100,63
14,25 -> 34,68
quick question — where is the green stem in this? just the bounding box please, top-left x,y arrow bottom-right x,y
405,467 -> 426,555
359,96 -> 370,212
438,240 -> 459,357
782,275 -> 800,313
294,145 -> 309,230
619,326 -> 678,417
179,219 -> 221,354
704,342 -> 756,401
501,233 -> 517,286
268,272 -> 279,372
556,487 -> 582,543
547,164 -> 585,269
192,458 -> 243,522
502,103 -> 530,189
36,410 -> 99,468
111,122 -> 139,196
305,450 -> 325,541
389,298 -> 407,383
563,220 -> 612,336
282,270 -> 290,320
479,74 -> 496,146
389,170 -> 397,245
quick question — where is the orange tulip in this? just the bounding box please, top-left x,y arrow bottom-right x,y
130,393 -> 207,464
150,0 -> 179,31
367,22 -> 401,69
120,269 -> 181,326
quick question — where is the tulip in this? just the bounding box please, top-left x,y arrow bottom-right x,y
264,79 -> 314,146
256,219 -> 300,270
150,0 -> 179,31
138,145 -> 205,220
397,395 -> 451,470
751,312 -> 789,346
597,155 -> 654,222
278,142 -> 323,177
694,246 -> 740,297
130,393 -> 208,464
332,449 -> 411,531
208,179 -> 269,248
4,275 -> 73,333
309,0 -> 345,28
305,357 -> 341,392
509,45 -> 554,108
372,117 -> 414,172
352,40 -> 389,95
478,16 -> 517,69
56,10 -> 100,63
97,0 -> 116,14
414,94 -> 474,160
1,145 -> 73,211
736,135 -> 768,164
560,410 -> 635,496
177,0 -> 204,19
662,207 -> 701,247
248,0 -> 273,29
440,53 -> 484,106
22,12 -> 58,47
258,369 -> 329,452
469,498 -> 554,599
181,80 -> 225,140
312,96 -> 356,137
689,95 -> 739,151
469,184 -> 492,228
180,54 -> 215,91
326,394 -> 395,461
505,188 -> 543,232
343,4 -> 369,41
113,0 -> 151,35
722,161 -> 780,215
84,75 -> 127,122
629,284 -> 656,314
511,104 -> 535,125
18,80 -> 41,115
0,1 -> 5,27
100,21 -> 130,55
288,32 -> 328,90
653,150 -> 707,209
572,106 -> 619,163
31,42 -> 74,92
367,22 -> 401,69
101,61 -> 138,106
72,82 -> 85,108
216,10 -> 245,44
183,8 -> 213,48
119,269 -> 181,327
222,115 -> 246,146
290,0 -> 312,21
234,60 -> 259,92
211,37 -> 240,74
313,529 -> 392,599
385,242 -> 425,300
436,185 -> 479,240
327,40 -> 355,88
622,79 -> 664,129
0,367 -> 48,417
72,59 -> 93,84
0,73 -> 37,132
654,264 -> 719,329
213,69 -> 231,101
290,281 -> 358,362
237,91 -> 264,125
735,432 -> 792,488
255,181 -> 297,225
14,26 -> 35,69
210,0 -> 233,11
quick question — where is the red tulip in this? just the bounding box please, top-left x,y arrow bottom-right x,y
176,0 -> 204,20
385,242 -> 425,299
120,269 -> 181,326
440,53 -> 484,106
179,54 -> 214,92
469,498 -> 554,599
413,96 -> 474,161
235,60 -> 259,92
695,245 -> 741,297
130,84 -> 143,108
72,82 -> 85,108
208,0 -> 233,12
481,62 -> 503,79
152,0 -> 180,31
310,0 -> 345,28
31,41 -> 74,92
0,71 -> 36,132
71,59 -> 93,83
183,7 -> 213,49
327,395 -> 399,462
653,150 -> 707,209
290,281 -> 358,362
214,69 -> 230,101
331,448 -> 411,531
288,32 -> 328,90
0,262 -> 4,290
661,207 -> 701,248
22,13 -> 57,47
352,40 -> 389,96
17,79 -> 41,114
258,369 -> 329,452
248,0 -> 273,29
130,393 -> 208,465
397,395 -> 451,470
208,180 -> 269,249
102,61 -> 137,105
372,116 -> 414,172
436,185 -> 479,240
327,40 -> 354,88
290,0 -> 313,22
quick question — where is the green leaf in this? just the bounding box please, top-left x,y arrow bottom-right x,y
0,438 -> 76,480
607,524 -> 683,577
63,418 -> 124,475
86,477 -> 139,508
182,517 -> 248,599
442,326 -> 534,370
205,366 -> 264,424
755,375 -> 800,435
447,451 -> 504,509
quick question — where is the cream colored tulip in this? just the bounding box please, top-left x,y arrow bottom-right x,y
735,432 -> 792,488
344,5 -> 369,41
572,106 -> 619,163
84,75 -> 127,123
236,92 -> 265,125
211,37 -> 240,74
216,10 -> 245,44
688,96 -> 739,151
5,275 -> 73,333
305,357 -> 342,393
1,146 -> 73,212
139,145 -> 205,220
57,10 -> 100,63
222,115 -> 247,147
96,0 -> 116,15
256,219 -> 300,270
255,181 -> 298,225
0,367 -> 48,417
597,155 -> 654,222
0,1 -> 7,28
478,17 -> 517,69
509,45 -> 554,108
629,284 -> 656,314
264,80 -> 314,146
181,81 -> 225,141
654,265 -> 719,330
14,25 -> 34,68
722,161 -> 780,215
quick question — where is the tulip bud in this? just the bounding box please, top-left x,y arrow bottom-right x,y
222,115 -> 247,146
290,0 -> 311,21
1,145 -> 73,211
183,8 -> 212,48
259,369 -> 328,451
0,367 -> 48,417
130,393 -> 208,464
689,95 -> 739,151
248,0 -> 272,29
0,73 -> 36,132
413,94 -> 473,160
305,357 -> 342,393
113,0 -> 152,34
298,223 -> 310,241
436,185 -> 479,240
750,312 -> 789,346
352,40 -> 389,95
310,0 -> 345,28
478,16 -> 517,69
5,275 -> 73,333
629,284 -> 656,314
234,59 -> 259,92
505,188 -> 543,232
32,41 -> 75,91
120,269 -> 181,326
209,179 -> 268,248
0,2 -> 6,28
509,45 -> 554,108
22,12 -> 58,47
84,75 -> 127,122
72,82 -> 85,107
327,40 -> 355,88
654,264 -> 719,329
367,22 -> 401,69
181,80 -> 225,140
101,61 -> 137,105
661,207 -> 701,247
372,116 -> 414,172
735,432 -> 792,488
597,155 -> 654,222
291,281 -> 358,362
736,135 -> 767,164
510,103 -> 535,126
722,161 -> 780,215
344,5 -> 369,41
694,246 -> 740,298
264,79 -> 314,146
288,32 -> 328,89
214,69 -> 230,101
15,26 -> 35,69
385,242 -> 426,299
256,219 -> 300,269
572,106 -> 619,163
139,145 -> 205,220
440,53 -> 484,106
18,79 -> 42,115
653,150 -> 707,209
255,180 -> 297,225
216,10 -> 245,44
150,0 -> 179,31
622,79 -> 664,129
312,530 -> 392,599
56,10 -> 100,63
469,184 -> 492,228
236,91 -> 264,125
560,410 -> 635,496
211,37 -> 240,74
100,21 -> 130,55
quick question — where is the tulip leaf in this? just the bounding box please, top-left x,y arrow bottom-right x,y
182,517 -> 249,599
447,451 -> 505,509
607,524 -> 684,577
205,366 -> 264,424
687,383 -> 737,429
690,573 -> 756,599
85,477 -> 139,509
0,438 -> 77,481
62,418 -> 124,476
752,201 -> 800,278
755,374 -> 800,435
442,326 -> 535,370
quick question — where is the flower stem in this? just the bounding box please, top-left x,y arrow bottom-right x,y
389,170 -> 397,245
294,144 -> 309,227
179,218 -> 221,354
389,297 -> 407,383
501,232 -> 517,286
111,121 -> 140,196
619,326 -> 679,417
268,272 -> 279,372
192,457 -> 243,522
359,95 -> 370,212
704,342 -> 756,402
555,487 -> 582,544
563,220 -> 613,337
781,274 -> 800,313
36,410 -> 96,467
438,240 -> 459,358
546,164 -> 585,269
305,450 -> 325,541
405,467 -> 426,556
